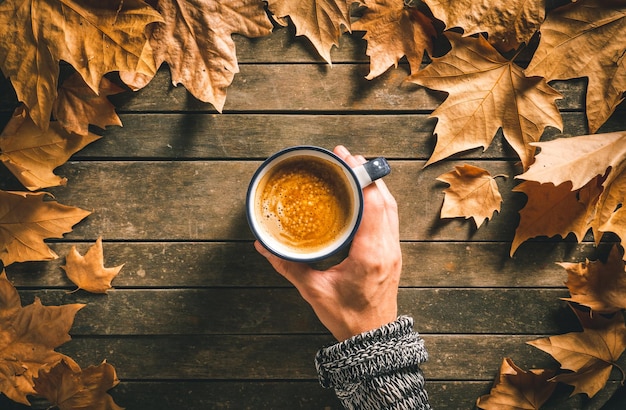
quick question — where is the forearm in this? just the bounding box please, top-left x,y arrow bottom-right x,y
315,316 -> 431,410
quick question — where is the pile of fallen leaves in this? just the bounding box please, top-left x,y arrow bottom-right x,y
1,0 -> 626,408
477,246 -> 626,408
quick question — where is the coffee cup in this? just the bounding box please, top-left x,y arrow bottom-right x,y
246,146 -> 391,262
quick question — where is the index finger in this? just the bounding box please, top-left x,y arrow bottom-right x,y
334,145 -> 396,207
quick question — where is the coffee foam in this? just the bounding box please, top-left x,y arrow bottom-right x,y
255,155 -> 353,253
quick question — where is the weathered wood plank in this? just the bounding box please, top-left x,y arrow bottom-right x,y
3,110 -> 622,161
0,382 -> 341,410
0,160 -> 566,242
1,380 -> 621,410
5,241 -> 605,288
51,335 -> 625,381
107,65 -> 589,113
90,113 -> 441,160
20,288 -> 576,335
108,64 -> 436,112
61,112 -> 607,160
1,65 -> 591,113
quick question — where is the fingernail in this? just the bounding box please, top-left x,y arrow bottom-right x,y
335,145 -> 349,156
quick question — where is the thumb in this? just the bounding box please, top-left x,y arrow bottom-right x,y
254,241 -> 312,288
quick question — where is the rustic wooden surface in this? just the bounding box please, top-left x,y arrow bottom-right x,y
1,29 -> 626,409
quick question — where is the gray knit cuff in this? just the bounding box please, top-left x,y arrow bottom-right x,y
315,316 -> 428,389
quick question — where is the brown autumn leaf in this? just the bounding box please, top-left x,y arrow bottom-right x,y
0,106 -> 101,191
0,190 -> 91,266
424,0 -> 546,52
604,205 -> 626,252
476,358 -> 556,409
53,73 -> 124,136
559,245 -> 626,314
525,0 -> 626,133
515,132 -> 626,255
510,178 -> 603,256
62,237 -> 124,294
120,0 -> 273,112
408,32 -> 563,170
34,358 -> 123,410
518,132 -> 626,192
266,0 -> 351,64
0,271 -> 84,405
0,0 -> 162,130
436,164 -> 503,228
527,310 -> 626,398
351,0 -> 436,79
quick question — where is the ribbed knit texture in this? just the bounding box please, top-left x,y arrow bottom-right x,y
315,316 -> 431,409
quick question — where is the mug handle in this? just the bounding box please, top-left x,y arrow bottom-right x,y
352,157 -> 391,188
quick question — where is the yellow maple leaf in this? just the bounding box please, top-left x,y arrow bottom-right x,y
525,0 -> 626,133
527,310 -> 626,398
510,179 -> 603,256
34,358 -> 123,410
518,132 -> 626,191
352,0 -> 436,79
0,106 -> 101,190
62,237 -> 124,294
516,132 -> 626,254
0,190 -> 91,266
0,0 -> 162,130
436,164 -> 503,228
53,72 -> 124,136
409,32 -> 563,170
597,171 -> 626,247
559,245 -> 626,314
424,0 -> 546,52
0,271 -> 84,405
476,358 -> 556,409
121,0 -> 273,112
267,0 -> 351,64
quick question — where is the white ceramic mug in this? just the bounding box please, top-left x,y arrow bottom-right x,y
246,146 -> 390,262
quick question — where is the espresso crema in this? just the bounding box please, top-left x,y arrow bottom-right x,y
256,156 -> 353,253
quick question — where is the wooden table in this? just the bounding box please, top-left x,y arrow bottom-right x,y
1,30 -> 625,409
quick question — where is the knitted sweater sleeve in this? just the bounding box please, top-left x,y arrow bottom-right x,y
314,316 -> 431,410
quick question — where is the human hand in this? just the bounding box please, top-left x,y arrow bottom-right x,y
254,145 -> 401,341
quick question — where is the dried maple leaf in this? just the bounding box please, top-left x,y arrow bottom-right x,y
0,190 -> 91,266
595,169 -> 626,249
436,164 -> 503,228
34,358 -> 122,410
62,237 -> 124,294
510,178 -> 603,256
603,206 -> 626,253
0,271 -> 84,405
518,132 -> 626,191
0,0 -> 162,130
525,0 -> 626,133
53,73 -> 124,136
559,245 -> 626,314
0,106 -> 101,190
516,132 -> 626,254
528,309 -> 626,398
424,0 -> 545,52
120,0 -> 273,112
476,358 -> 556,409
409,32 -> 563,170
351,0 -> 436,79
266,0 -> 351,64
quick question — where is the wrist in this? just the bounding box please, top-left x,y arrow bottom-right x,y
335,308 -> 398,341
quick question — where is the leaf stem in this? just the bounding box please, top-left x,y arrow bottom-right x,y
613,361 -> 626,386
